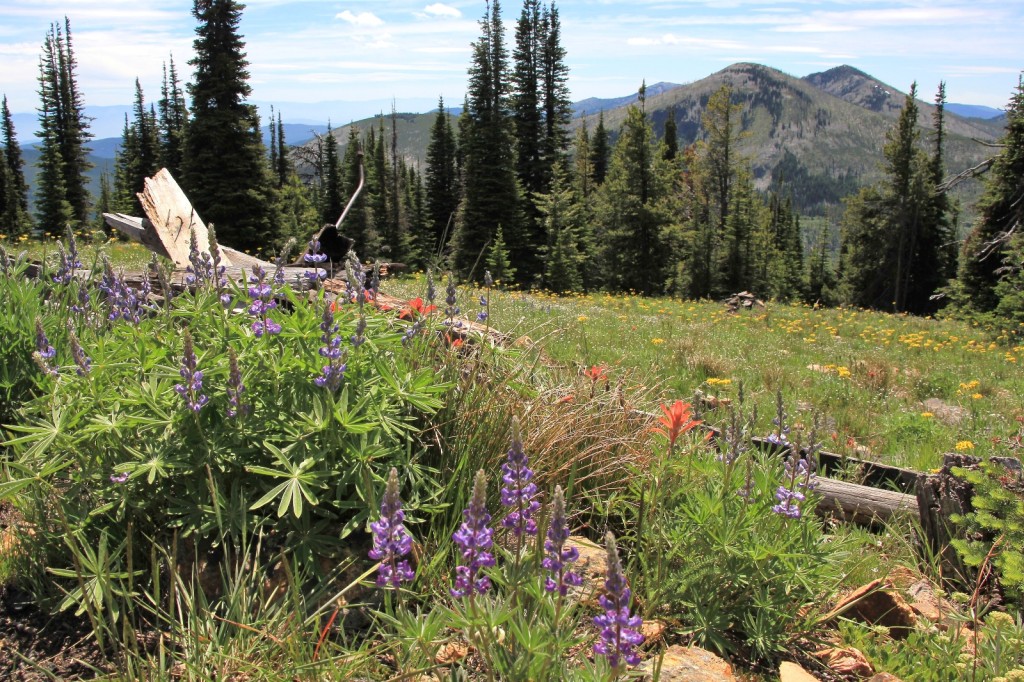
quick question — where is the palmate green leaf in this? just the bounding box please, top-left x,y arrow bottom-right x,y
1,404 -> 69,456
246,443 -> 322,518
332,387 -> 377,435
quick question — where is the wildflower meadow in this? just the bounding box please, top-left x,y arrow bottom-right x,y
1,237 -> 1023,680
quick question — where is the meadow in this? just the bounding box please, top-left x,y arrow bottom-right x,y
1,237 -> 1022,681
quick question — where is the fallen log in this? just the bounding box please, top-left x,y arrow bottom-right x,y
136,169 -> 231,268
814,477 -> 918,524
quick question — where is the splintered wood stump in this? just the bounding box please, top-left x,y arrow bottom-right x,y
137,168 -> 232,269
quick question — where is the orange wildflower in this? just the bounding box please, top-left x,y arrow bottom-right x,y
585,364 -> 608,382
654,400 -> 702,449
398,297 -> 438,320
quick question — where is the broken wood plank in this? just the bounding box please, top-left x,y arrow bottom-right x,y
137,168 -> 232,269
104,212 -> 172,260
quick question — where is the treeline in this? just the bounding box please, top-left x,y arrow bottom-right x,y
2,1 -> 1022,329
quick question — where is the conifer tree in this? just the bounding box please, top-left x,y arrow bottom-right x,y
455,0 -> 522,282
538,161 -> 582,292
840,83 -> 951,313
269,106 -> 278,184
158,55 -> 188,178
319,125 -> 344,225
183,0 -> 280,251
951,75 -> 1024,319
593,90 -> 671,294
36,19 -> 92,228
540,3 -> 571,168
590,111 -> 609,185
1,95 -> 32,235
425,97 -> 459,255
573,115 -> 592,200
663,106 -> 678,161
275,110 -> 290,187
118,79 -> 160,215
486,224 -> 516,283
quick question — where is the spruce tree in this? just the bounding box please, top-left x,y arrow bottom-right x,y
183,0 -> 280,251
593,92 -> 671,294
276,110 -> 290,187
455,0 -> 522,282
1,95 -> 32,235
663,106 -> 678,161
319,125 -> 344,225
590,111 -> 609,185
540,3 -> 571,169
538,161 -> 582,292
952,75 -> 1024,318
840,83 -> 950,313
158,55 -> 188,178
425,97 -> 459,255
36,19 -> 92,228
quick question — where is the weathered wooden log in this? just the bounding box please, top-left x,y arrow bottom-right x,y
916,454 -> 979,588
814,477 -> 918,524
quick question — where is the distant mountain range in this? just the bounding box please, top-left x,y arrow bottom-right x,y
10,63 -> 1009,221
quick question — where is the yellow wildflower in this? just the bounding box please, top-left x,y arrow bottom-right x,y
955,441 -> 975,452
651,338 -> 665,345
921,412 -> 934,419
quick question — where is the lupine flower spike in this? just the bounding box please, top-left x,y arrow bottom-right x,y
500,418 -> 540,542
303,238 -> 328,286
33,318 -> 58,377
451,470 -> 496,599
315,298 -> 346,390
247,265 -> 281,337
226,348 -> 250,418
68,328 -> 91,376
369,468 -> 415,589
174,330 -> 208,413
542,485 -> 582,597
593,532 -> 644,673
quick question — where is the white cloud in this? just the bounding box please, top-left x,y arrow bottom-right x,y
336,10 -> 385,28
424,3 -> 461,19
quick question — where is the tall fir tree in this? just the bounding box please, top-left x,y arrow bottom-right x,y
117,79 -> 160,215
951,75 -> 1024,320
663,105 -> 678,161
342,125 -> 374,256
319,124 -> 344,225
1,95 -> 32,235
425,97 -> 459,256
36,19 -> 92,228
590,110 -> 609,185
454,0 -> 522,282
158,55 -> 188,178
275,110 -> 290,187
538,160 -> 583,292
540,3 -> 571,169
183,0 -> 280,251
593,88 -> 672,294
840,83 -> 951,313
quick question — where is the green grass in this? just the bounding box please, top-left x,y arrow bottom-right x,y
390,274 -> 1023,471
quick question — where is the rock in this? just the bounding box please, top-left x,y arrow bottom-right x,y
434,641 -> 468,665
638,645 -> 735,682
779,661 -> 819,681
922,398 -> 969,426
567,535 -> 607,602
814,645 -> 874,677
907,579 -> 953,629
868,674 -> 905,682
830,579 -> 918,639
640,619 -> 667,645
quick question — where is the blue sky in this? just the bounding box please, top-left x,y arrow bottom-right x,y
0,0 -> 1021,121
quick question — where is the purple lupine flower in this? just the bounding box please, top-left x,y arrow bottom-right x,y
272,238 -> 295,287
444,273 -> 459,322
208,226 -> 232,306
500,419 -> 540,538
35,318 -> 56,360
185,227 -> 215,287
110,472 -> 129,484
71,280 -> 90,315
425,268 -> 437,308
346,252 -> 367,305
543,486 -> 582,596
53,236 -> 82,285
174,330 -> 208,413
451,470 -> 496,599
247,265 -> 281,337
303,238 -> 328,285
772,455 -> 815,519
350,310 -> 366,349
369,261 -> 381,298
314,300 -> 346,390
593,532 -> 644,670
226,348 -> 250,418
68,328 -> 91,376
369,467 -> 415,589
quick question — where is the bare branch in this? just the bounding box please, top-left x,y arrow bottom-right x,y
937,157 -> 995,193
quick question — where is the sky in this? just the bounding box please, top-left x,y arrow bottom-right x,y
0,0 -> 1021,126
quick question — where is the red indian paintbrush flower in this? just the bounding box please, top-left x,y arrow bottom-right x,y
585,364 -> 608,383
654,400 -> 702,449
